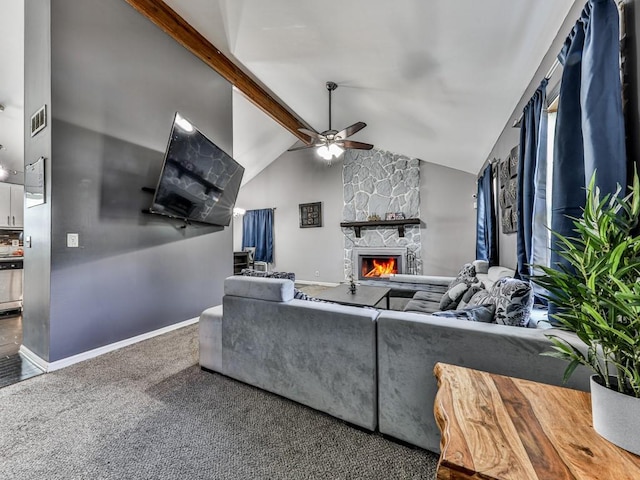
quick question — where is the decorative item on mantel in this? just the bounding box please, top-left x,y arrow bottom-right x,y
532,172 -> 640,456
367,214 -> 381,221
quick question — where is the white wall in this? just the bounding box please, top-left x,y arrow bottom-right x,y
233,149 -> 344,282
234,149 -> 477,281
420,162 -> 477,276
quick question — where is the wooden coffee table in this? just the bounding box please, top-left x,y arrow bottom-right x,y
433,363 -> 640,480
314,284 -> 390,309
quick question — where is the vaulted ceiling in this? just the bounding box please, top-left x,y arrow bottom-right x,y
0,1 -> 578,184
162,0 -> 578,182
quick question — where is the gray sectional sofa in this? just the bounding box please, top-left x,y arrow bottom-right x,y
200,276 -> 379,430
199,275 -> 592,453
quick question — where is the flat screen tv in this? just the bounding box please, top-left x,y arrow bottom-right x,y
149,112 -> 244,227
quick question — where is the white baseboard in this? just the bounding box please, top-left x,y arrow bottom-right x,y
295,279 -> 340,287
19,317 -> 199,373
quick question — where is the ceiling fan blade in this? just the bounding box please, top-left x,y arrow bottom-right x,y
335,121 -> 367,140
340,139 -> 374,150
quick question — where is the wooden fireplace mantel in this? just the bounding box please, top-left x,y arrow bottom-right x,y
340,218 -> 421,238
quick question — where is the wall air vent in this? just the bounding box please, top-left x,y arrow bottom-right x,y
30,105 -> 47,137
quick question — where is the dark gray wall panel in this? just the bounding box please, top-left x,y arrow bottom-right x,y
47,0 -> 234,361
23,0 -> 52,360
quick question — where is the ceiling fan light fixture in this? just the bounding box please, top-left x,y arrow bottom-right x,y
329,143 -> 344,157
317,145 -> 332,160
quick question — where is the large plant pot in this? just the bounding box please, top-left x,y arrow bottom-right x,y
590,375 -> 640,456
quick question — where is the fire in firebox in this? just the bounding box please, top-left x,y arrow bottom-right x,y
362,258 -> 398,278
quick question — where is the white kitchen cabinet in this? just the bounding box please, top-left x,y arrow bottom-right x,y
0,183 -> 24,228
10,184 -> 23,228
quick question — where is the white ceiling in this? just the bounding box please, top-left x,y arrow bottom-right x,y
0,0 -> 578,183
164,0 -> 578,180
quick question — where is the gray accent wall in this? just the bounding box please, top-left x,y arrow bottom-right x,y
23,0 -> 53,360
234,149 -> 476,282
24,0 -> 234,362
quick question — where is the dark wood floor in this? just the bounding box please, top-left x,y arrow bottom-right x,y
0,314 -> 44,388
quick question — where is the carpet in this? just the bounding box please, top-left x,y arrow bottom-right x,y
0,324 -> 438,479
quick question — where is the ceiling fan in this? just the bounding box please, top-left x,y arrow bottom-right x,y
288,81 -> 373,163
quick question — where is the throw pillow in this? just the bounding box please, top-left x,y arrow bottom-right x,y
491,278 -> 533,327
439,282 -> 470,310
294,288 -> 323,302
448,263 -> 477,288
433,304 -> 496,323
240,269 -> 296,282
466,288 -> 492,308
457,284 -> 484,309
440,264 -> 482,311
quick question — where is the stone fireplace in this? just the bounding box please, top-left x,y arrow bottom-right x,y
342,149 -> 422,280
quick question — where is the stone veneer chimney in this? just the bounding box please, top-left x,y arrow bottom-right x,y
342,148 -> 422,279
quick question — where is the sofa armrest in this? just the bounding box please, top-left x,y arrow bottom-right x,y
199,305 -> 223,371
376,310 -> 591,453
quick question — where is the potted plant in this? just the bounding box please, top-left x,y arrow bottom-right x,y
532,172 -> 640,455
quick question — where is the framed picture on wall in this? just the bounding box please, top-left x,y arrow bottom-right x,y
25,156 -> 45,208
299,202 -> 322,228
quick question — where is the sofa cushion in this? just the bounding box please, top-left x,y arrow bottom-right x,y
472,259 -> 489,274
224,276 -> 294,302
432,303 -> 496,323
388,274 -> 453,287
477,266 -> 516,290
467,278 -> 532,327
403,298 -> 440,315
412,291 -> 443,302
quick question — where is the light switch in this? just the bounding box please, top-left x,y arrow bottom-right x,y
67,233 -> 79,248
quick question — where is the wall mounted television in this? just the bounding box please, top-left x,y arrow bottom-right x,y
149,112 -> 244,227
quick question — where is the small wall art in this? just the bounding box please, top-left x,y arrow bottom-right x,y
299,202 -> 322,228
25,156 -> 45,208
499,146 -> 519,234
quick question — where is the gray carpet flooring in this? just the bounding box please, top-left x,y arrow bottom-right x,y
0,324 -> 438,479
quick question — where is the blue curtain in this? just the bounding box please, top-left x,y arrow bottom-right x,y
476,164 -> 497,266
551,0 -> 626,276
242,209 -> 274,263
516,79 -> 547,279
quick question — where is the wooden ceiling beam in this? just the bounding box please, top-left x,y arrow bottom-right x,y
123,0 -> 313,144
